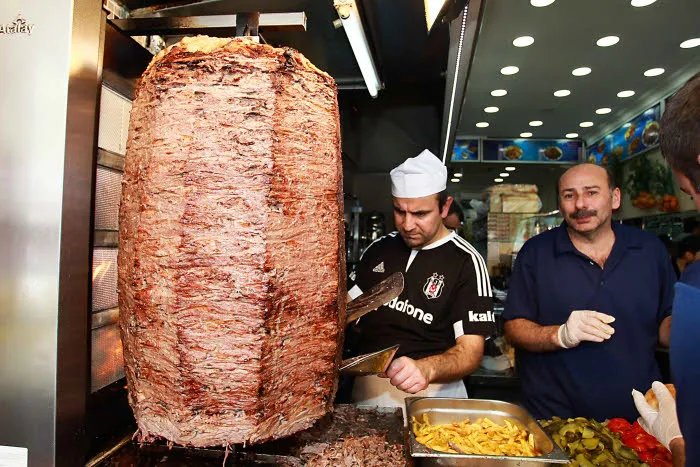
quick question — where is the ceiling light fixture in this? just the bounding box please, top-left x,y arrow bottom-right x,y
572,67 -> 592,76
475,122 -> 489,128
631,0 -> 657,6
579,121 -> 594,128
500,173 -> 510,177
520,132 -> 533,137
680,38 -> 700,49
500,66 -> 520,75
513,36 -> 535,47
644,68 -> 665,77
334,0 -> 381,97
454,173 -> 463,178
450,178 -> 460,183
484,106 -> 499,113
494,178 -> 504,182
565,132 -> 579,138
529,120 -> 543,127
553,89 -> 571,97
617,90 -> 635,98
505,166 -> 516,171
491,89 -> 508,97
530,0 -> 555,6
596,36 -> 620,47
596,107 -> 612,114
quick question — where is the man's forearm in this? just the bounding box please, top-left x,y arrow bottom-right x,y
504,318 -> 562,352
415,337 -> 484,384
670,437 -> 685,467
659,316 -> 672,347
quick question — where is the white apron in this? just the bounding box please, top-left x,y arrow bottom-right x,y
352,375 -> 468,424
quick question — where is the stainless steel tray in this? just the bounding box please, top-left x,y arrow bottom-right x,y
405,398 -> 570,466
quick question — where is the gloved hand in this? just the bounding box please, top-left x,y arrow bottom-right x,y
632,381 -> 683,449
557,310 -> 615,349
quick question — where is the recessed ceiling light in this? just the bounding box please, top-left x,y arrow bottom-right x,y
505,166 -> 516,171
499,173 -> 510,177
494,178 -> 504,182
450,178 -> 460,183
631,0 -> 657,6
475,122 -> 489,128
579,121 -> 594,128
484,106 -> 499,113
680,38 -> 700,49
491,89 -> 508,97
572,67 -> 592,76
553,89 -> 571,97
513,36 -> 535,47
596,107 -> 612,114
529,120 -> 543,127
454,173 -> 463,178
644,68 -> 665,77
617,90 -> 635,98
566,132 -> 579,138
500,66 -> 520,75
596,36 -> 620,47
520,132 -> 533,137
530,0 -> 555,6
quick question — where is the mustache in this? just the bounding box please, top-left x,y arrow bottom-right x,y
571,209 -> 597,219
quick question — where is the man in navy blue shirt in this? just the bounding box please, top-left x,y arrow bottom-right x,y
632,72 -> 700,467
503,163 -> 675,422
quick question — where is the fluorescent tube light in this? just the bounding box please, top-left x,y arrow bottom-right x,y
334,0 -> 381,97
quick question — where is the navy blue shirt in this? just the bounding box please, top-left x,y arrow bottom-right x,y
504,222 -> 675,421
671,261 -> 700,466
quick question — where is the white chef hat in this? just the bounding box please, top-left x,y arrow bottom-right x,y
390,149 -> 447,198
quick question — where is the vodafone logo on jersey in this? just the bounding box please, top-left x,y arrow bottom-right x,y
385,297 -> 433,325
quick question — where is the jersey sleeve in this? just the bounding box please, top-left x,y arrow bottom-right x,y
449,251 -> 496,339
502,242 -> 538,322
656,241 -> 677,325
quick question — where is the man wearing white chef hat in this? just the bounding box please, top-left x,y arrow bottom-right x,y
346,149 -> 495,411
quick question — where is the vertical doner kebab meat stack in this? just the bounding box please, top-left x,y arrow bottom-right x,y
118,36 -> 345,447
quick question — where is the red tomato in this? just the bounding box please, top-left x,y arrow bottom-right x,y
607,418 -> 632,432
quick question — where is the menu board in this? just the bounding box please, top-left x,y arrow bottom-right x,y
451,137 -> 479,162
482,139 -> 582,163
587,104 -> 661,166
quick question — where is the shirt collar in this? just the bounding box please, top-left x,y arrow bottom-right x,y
554,220 -> 642,256
420,231 -> 456,250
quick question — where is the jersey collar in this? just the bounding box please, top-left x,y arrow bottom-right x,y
420,231 -> 456,251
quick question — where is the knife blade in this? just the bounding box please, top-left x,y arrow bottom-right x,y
345,272 -> 404,325
339,344 -> 400,375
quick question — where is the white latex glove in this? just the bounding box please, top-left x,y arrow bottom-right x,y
632,381 -> 683,449
557,310 -> 615,349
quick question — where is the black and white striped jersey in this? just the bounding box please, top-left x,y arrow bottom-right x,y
347,231 -> 495,360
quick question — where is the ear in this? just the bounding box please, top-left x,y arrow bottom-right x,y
612,187 -> 622,210
441,196 -> 453,218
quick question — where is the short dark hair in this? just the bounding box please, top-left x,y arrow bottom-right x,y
447,198 -> 464,222
684,217 -> 699,234
437,190 -> 449,211
678,235 -> 700,256
604,166 -> 616,191
660,72 -> 700,192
